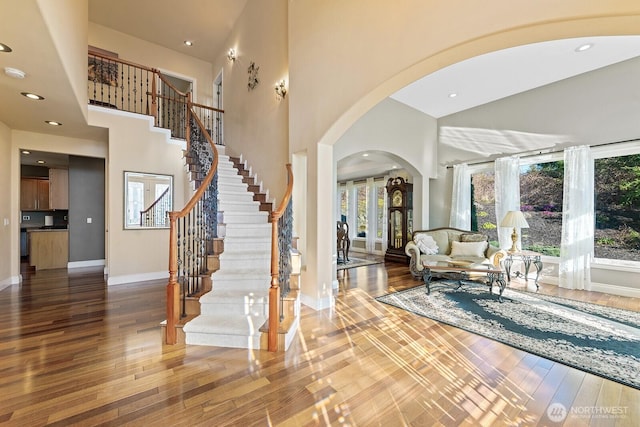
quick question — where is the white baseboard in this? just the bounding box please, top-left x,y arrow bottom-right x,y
68,259 -> 105,269
590,282 -> 640,299
300,292 -> 334,311
107,271 -> 168,286
0,275 -> 20,291
538,276 -> 640,298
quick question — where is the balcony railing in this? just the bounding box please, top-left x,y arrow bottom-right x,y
88,50 -> 222,143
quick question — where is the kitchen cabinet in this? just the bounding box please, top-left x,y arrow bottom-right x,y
29,229 -> 68,270
49,168 -> 69,209
20,178 -> 50,210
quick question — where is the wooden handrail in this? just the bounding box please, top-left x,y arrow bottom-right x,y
165,104 -> 219,345
270,164 -> 294,222
139,187 -> 170,226
140,186 -> 170,215
147,92 -> 224,113
268,164 -> 293,351
89,50 -> 157,73
156,73 -> 190,98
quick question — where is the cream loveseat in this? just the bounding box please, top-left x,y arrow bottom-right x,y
405,227 -> 505,279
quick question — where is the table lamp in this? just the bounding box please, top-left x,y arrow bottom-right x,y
500,210 -> 529,253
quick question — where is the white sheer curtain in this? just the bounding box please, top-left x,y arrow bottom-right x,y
346,180 -> 356,241
559,145 -> 594,290
449,163 -> 471,229
366,177 -> 376,253
495,156 -> 521,250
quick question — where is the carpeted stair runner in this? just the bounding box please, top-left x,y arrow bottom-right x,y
183,149 -> 272,349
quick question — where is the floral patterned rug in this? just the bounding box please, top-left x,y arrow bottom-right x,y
376,283 -> 640,390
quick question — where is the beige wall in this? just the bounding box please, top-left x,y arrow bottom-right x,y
0,122 -> 12,289
211,0 -> 289,203
88,108 -> 187,284
88,22 -> 215,107
38,0 -> 89,121
288,0 -> 640,308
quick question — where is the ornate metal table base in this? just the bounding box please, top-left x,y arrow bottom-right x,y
504,252 -> 542,289
422,267 -> 507,302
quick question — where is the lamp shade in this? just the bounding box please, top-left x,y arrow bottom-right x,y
500,210 -> 530,228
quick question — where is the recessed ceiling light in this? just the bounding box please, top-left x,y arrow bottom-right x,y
37,160 -> 46,164
21,92 -> 44,100
0,43 -> 12,53
184,40 -> 193,46
362,153 -> 369,157
448,93 -> 458,98
22,150 -> 31,155
575,43 -> 593,52
45,121 -> 62,126
4,67 -> 25,79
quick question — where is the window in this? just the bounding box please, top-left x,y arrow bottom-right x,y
126,181 -> 144,227
356,184 -> 367,237
468,145 -> 640,265
519,160 -> 564,256
594,153 -> 640,262
376,185 -> 385,238
471,171 -> 498,246
337,179 -> 387,247
339,185 -> 348,222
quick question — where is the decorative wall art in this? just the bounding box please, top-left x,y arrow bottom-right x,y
247,61 -> 259,91
88,47 -> 119,87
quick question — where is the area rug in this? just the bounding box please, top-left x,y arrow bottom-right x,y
337,257 -> 383,270
376,283 -> 640,390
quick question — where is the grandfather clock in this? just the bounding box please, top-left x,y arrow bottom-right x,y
385,177 -> 413,263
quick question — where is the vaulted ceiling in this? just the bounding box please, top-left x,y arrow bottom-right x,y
2,2 -> 638,177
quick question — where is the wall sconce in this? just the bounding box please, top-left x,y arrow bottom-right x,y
227,48 -> 237,62
275,79 -> 287,100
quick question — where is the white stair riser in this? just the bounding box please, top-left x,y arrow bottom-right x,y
223,215 -> 268,224
186,332 -> 262,349
224,228 -> 270,238
218,178 -> 246,187
218,200 -> 260,209
217,193 -> 255,203
217,258 -> 270,271
212,281 -> 271,291
223,241 -> 271,252
200,301 -> 268,317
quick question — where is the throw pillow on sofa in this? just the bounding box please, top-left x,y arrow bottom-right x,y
414,234 -> 439,255
449,240 -> 488,258
460,233 -> 488,243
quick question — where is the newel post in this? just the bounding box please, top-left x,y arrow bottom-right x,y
268,217 -> 280,352
166,211 -> 180,345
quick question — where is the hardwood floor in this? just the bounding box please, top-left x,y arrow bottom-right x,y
1,262 -> 638,426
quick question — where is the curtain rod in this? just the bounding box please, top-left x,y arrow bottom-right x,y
445,137 -> 640,169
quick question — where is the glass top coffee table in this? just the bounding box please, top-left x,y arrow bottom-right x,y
421,262 -> 507,301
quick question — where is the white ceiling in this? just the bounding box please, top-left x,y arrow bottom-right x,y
391,36 -> 640,119
88,0 -> 248,64
338,36 -> 640,181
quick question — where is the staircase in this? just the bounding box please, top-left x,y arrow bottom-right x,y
182,149 -> 273,349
